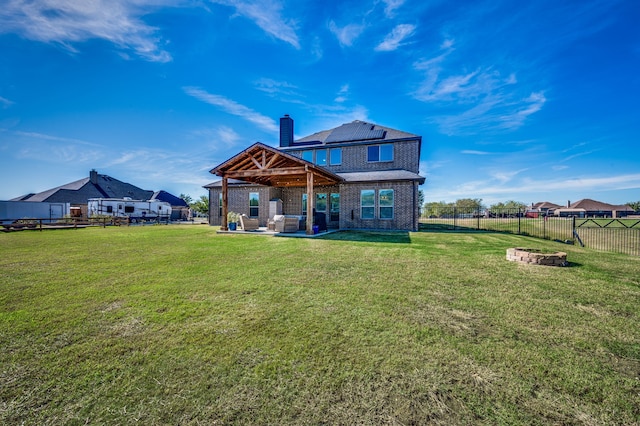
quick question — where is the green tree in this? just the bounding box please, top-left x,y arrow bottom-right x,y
626,201 -> 640,211
180,193 -> 194,205
191,195 -> 209,215
422,201 -> 453,218
418,190 -> 425,216
455,198 -> 484,211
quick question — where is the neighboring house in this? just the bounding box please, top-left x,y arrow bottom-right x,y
206,115 -> 425,232
151,190 -> 190,220
552,199 -> 634,218
530,201 -> 562,216
10,170 -> 186,218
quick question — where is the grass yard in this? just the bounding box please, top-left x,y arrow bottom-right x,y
1,226 -> 639,424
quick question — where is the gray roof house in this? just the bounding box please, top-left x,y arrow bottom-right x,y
206,115 -> 425,232
12,170 -> 153,204
12,170 -> 187,218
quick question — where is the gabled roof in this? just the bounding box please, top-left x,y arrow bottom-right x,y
569,199 -> 633,211
12,172 -> 154,204
152,190 -> 189,207
293,120 -> 419,145
210,142 -> 343,188
533,201 -> 562,209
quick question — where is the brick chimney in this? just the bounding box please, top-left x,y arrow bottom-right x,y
279,114 -> 294,147
90,169 -> 98,184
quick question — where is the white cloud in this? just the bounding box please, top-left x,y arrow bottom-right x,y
375,24 -> 416,51
183,86 -> 278,133
254,78 -> 299,96
211,0 -> 300,49
334,84 -> 350,103
382,0 -> 405,18
0,96 -> 14,108
328,20 -> 365,47
189,126 -> 242,149
461,150 -> 490,155
0,0 -> 172,62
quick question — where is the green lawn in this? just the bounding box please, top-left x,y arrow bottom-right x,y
1,226 -> 639,424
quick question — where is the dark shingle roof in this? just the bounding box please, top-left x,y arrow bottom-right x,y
15,172 -> 154,204
295,120 -> 418,145
152,190 -> 189,207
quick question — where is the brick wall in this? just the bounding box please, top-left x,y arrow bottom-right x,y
287,139 -> 421,174
208,185 -> 281,226
209,181 -> 419,231
339,181 -> 418,231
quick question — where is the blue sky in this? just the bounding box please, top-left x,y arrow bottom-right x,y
1,0 -> 639,207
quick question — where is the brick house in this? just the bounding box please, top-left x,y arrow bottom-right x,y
205,116 -> 425,232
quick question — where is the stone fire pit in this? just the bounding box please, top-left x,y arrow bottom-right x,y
506,248 -> 568,266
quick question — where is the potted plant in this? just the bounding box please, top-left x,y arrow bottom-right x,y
227,211 -> 240,230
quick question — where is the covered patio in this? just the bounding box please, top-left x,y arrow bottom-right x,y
210,142 -> 343,235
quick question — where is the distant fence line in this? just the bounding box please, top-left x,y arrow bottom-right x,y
420,208 -> 640,256
0,216 -> 170,232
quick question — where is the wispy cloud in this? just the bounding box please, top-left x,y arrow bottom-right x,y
328,20 -> 366,47
381,0 -> 406,18
413,44 -> 546,135
0,0 -> 172,62
375,24 -> 416,51
5,130 -> 104,163
254,78 -> 300,98
211,0 -> 300,49
429,173 -> 640,203
334,84 -> 350,103
462,150 -> 490,155
189,125 -> 242,150
0,96 -> 14,108
13,130 -> 101,147
183,86 -> 278,133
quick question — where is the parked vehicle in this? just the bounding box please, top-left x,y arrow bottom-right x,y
88,198 -> 171,222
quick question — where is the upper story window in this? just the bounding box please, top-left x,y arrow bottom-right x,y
316,149 -> 327,166
367,144 -> 393,162
329,148 -> 342,165
300,149 -> 329,166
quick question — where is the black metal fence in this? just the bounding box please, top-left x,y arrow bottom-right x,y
421,208 -> 640,256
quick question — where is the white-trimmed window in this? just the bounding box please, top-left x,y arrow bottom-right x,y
302,150 -> 313,162
361,190 -> 375,219
367,144 -> 393,162
379,189 -> 394,219
329,148 -> 342,165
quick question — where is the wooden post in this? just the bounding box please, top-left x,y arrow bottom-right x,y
221,177 -> 228,231
306,170 -> 314,235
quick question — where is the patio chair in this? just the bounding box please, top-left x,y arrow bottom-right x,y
273,215 -> 299,233
239,214 -> 259,231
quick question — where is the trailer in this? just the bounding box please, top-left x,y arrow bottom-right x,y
0,201 -> 70,225
88,198 -> 171,223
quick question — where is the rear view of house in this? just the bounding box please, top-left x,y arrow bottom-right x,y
206,116 -> 425,232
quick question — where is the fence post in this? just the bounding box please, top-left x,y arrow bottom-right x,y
453,207 -> 457,230
518,209 -> 521,234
